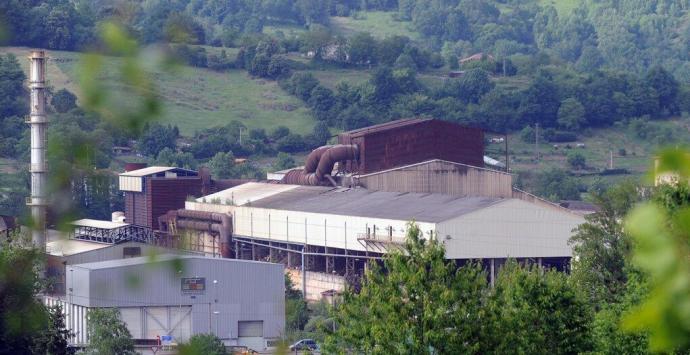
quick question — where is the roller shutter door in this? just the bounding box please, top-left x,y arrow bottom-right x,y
238,321 -> 263,337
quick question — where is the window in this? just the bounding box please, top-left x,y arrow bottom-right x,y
123,247 -> 141,258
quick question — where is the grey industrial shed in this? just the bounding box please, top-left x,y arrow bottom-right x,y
62,255 -> 285,350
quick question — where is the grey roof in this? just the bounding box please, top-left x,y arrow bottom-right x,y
250,187 -> 504,223
72,254 -> 280,270
119,166 -> 196,177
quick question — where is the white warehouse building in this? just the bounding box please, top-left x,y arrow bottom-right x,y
182,166 -> 584,300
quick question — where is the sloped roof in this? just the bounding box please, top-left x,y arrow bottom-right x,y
119,166 -> 197,177
248,186 -> 504,223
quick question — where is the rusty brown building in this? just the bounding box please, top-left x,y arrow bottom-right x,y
337,118 -> 484,174
119,167 -> 202,229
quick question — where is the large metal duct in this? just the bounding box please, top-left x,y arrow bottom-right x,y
303,145 -> 332,173
282,144 -> 359,186
27,51 -> 48,249
159,209 -> 233,258
315,144 -> 359,181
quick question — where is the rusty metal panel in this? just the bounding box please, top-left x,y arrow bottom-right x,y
146,177 -> 202,229
338,119 -> 484,174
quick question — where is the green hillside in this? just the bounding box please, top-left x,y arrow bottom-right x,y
0,46 -> 315,136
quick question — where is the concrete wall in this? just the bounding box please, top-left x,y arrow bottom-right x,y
286,269 -> 347,302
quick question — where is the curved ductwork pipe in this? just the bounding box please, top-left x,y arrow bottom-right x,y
304,145 -> 332,173
315,144 -> 359,181
282,144 -> 359,186
158,209 -> 233,258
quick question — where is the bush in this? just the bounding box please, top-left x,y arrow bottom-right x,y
179,334 -> 227,355
543,129 -> 577,143
567,152 -> 586,170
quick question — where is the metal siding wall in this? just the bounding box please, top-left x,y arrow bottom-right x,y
68,258 -> 284,343
148,177 -> 203,230
438,199 -> 584,259
339,120 -> 484,174
65,242 -> 179,265
231,206 -> 436,252
357,161 -> 512,197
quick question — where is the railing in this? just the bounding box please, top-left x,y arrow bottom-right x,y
356,233 -> 406,244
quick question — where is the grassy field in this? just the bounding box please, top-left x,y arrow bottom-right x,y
0,46 -> 315,136
538,0 -> 581,15
485,118 -> 690,183
330,11 -> 421,40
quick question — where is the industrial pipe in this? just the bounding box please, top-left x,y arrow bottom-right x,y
315,144 -> 359,181
281,144 -> 359,186
303,145 -> 332,173
158,209 -> 233,258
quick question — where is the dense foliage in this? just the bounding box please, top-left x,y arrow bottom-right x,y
0,237 -> 73,355
85,308 -> 136,355
326,223 -> 593,354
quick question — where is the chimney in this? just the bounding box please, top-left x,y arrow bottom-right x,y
27,50 -> 48,249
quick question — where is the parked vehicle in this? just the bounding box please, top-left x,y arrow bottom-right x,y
289,339 -> 320,351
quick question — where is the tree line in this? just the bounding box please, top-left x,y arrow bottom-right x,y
322,177 -> 690,353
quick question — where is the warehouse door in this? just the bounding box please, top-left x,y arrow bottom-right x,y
143,306 -> 191,342
238,320 -> 264,351
119,308 -> 143,339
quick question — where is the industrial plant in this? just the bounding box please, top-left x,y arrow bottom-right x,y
19,51 -> 584,350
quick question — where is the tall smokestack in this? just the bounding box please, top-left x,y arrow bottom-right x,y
27,50 -> 48,249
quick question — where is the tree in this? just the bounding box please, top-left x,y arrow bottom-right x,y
137,123 -> 178,157
179,334 -> 227,355
569,181 -> 639,306
557,98 -> 586,131
285,274 -> 308,332
326,222 -> 487,354
481,262 -> 593,354
308,86 -> 336,121
208,152 -> 236,179
0,243 -> 52,354
51,89 -> 78,113
349,32 -> 377,65
534,168 -> 580,201
85,308 -> 136,355
0,54 -> 26,119
519,72 -> 560,127
567,151 -> 586,170
312,121 -> 330,146
646,66 -> 679,115
33,305 -> 74,355
273,152 -> 296,171
370,66 -> 399,104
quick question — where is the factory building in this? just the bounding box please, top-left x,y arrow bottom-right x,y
48,255 -> 285,350
133,118 -> 585,300
181,162 -> 583,300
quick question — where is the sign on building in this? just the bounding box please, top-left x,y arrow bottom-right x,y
181,277 -> 205,294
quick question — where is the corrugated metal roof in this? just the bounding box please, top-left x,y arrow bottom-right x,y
119,166 -> 197,177
72,254 -> 280,270
249,186 -> 503,223
197,182 -> 306,206
46,238 -> 111,256
72,219 -> 129,230
341,118 -> 430,137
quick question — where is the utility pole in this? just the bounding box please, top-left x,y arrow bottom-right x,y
535,123 -> 539,163
27,51 -> 48,250
238,127 -> 243,146
610,150 -> 614,169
